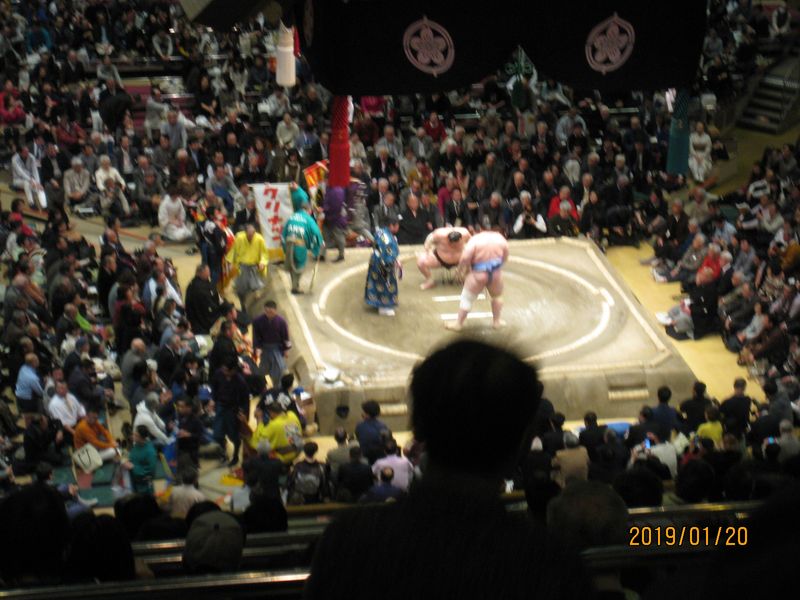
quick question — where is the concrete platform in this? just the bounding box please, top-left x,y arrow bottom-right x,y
273,237 -> 696,434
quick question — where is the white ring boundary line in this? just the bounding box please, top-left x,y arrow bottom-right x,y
583,244 -> 668,354
315,252 -> 612,363
277,268 -> 330,370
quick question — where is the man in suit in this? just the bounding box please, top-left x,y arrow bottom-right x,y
370,146 -> 397,181
39,143 -> 70,208
578,412 -> 607,461
185,264 -> 222,335
372,192 -> 400,230
397,194 -> 432,245
234,196 -> 259,233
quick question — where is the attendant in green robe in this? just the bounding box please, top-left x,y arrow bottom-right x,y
281,183 -> 324,294
126,425 -> 158,494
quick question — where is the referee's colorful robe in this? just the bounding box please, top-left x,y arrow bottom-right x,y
365,227 -> 399,309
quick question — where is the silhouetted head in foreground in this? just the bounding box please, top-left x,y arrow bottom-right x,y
411,340 -> 540,478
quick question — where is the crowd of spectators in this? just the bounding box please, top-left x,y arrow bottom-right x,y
525,377 -> 800,518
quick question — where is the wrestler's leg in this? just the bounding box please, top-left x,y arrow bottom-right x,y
487,270 -> 505,328
445,272 -> 485,330
418,253 -> 439,290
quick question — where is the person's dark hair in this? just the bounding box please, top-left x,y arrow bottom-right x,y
65,513 -> 135,583
185,501 -> 221,529
411,340 -> 540,476
349,446 -> 363,461
362,400 -> 381,419
264,300 -> 277,309
706,405 -> 720,422
385,438 -> 399,456
546,481 -> 628,551
693,381 -> 707,397
657,386 -> 672,403
304,441 -> 319,458
676,460 -> 715,503
640,406 -> 654,421
135,425 -> 151,440
551,413 -> 566,429
34,461 -> 54,483
179,466 -> 199,486
762,379 -> 777,397
280,372 -> 294,391
334,427 -> 347,444
0,484 -> 70,585
447,231 -> 462,243
114,494 -> 162,541
613,466 -> 664,508
733,377 -> 747,391
584,411 -> 597,426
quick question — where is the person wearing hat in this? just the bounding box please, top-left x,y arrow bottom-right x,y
183,512 -> 244,574
281,183 -> 324,294
365,215 -> 402,317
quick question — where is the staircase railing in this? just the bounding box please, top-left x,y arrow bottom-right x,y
780,58 -> 800,120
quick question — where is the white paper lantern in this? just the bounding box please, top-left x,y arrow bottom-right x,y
276,23 -> 296,88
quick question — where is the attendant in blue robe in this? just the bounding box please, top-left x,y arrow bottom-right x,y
365,217 -> 402,316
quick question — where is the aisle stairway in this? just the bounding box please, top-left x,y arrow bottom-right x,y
738,53 -> 800,133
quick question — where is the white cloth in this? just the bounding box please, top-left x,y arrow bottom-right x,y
48,392 -> 86,428
158,196 -> 193,241
95,165 -> 125,191
145,276 -> 183,308
689,132 -> 712,182
133,401 -> 170,445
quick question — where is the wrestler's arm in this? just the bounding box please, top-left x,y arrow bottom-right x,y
459,239 -> 475,272
423,232 -> 436,251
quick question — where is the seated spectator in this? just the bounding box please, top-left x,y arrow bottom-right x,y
183,511 -> 244,574
74,408 -> 119,463
48,379 -> 86,445
169,465 -> 206,519
360,466 -> 404,503
287,441 -> 328,505
0,483 -> 71,586
696,405 -> 724,448
159,192 -> 193,242
336,445 -> 374,502
613,463 -> 664,507
546,481 -> 632,597
553,432 -> 589,487
64,512 -> 135,583
372,438 -> 414,492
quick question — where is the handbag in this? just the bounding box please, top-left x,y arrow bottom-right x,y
73,444 -> 103,473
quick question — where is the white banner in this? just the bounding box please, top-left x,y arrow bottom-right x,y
252,183 -> 293,259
